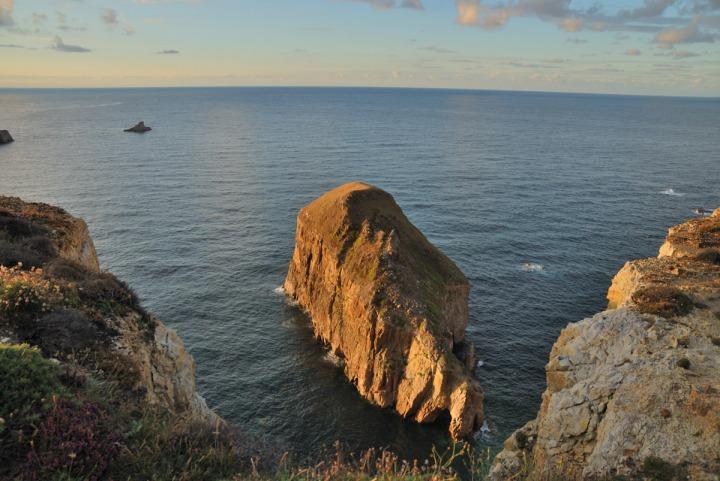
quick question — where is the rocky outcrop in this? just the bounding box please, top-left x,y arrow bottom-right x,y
490,212 -> 720,480
0,130 -> 13,144
0,196 -> 216,423
284,182 -> 483,439
124,121 -> 152,133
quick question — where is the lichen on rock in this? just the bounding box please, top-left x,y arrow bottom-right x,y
283,182 -> 483,439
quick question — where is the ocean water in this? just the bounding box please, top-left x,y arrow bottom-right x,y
1,87 -> 719,459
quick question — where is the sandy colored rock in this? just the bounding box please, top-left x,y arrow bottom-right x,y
284,182 -> 483,439
658,212 -> 720,261
490,212 -> 720,480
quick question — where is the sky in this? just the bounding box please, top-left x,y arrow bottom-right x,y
0,0 -> 719,96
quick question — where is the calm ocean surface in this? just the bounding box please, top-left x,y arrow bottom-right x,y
1,87 -> 719,459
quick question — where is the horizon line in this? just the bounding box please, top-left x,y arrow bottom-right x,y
0,84 -> 717,100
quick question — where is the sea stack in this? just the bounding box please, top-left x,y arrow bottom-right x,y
283,182 -> 483,439
124,121 -> 152,133
0,130 -> 14,144
489,209 -> 720,480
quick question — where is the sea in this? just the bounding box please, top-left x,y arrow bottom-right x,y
1,87 -> 718,460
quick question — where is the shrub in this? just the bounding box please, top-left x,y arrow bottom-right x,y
642,456 -> 679,481
0,265 -> 71,315
676,358 -> 691,370
0,343 -> 68,428
631,286 -> 693,318
24,399 -> 120,481
32,309 -> 102,355
45,258 -> 91,283
0,213 -> 47,241
0,240 -> 47,269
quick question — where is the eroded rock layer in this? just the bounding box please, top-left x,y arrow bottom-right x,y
284,182 -> 483,439
490,211 -> 720,481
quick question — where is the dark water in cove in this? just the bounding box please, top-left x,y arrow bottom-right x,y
1,87 -> 719,459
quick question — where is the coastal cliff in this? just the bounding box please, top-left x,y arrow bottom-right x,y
0,196 -> 215,421
490,210 -> 720,480
283,182 -> 483,440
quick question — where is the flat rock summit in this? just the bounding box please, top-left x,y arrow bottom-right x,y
283,182 -> 484,439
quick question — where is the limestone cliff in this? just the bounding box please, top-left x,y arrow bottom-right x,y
283,182 -> 483,439
490,211 -> 720,480
0,196 -> 216,422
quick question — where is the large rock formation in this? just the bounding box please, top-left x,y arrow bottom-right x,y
0,130 -> 13,144
490,210 -> 720,480
0,196 -> 216,422
283,182 -> 483,439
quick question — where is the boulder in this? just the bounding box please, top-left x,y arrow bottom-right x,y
124,121 -> 152,133
283,182 -> 483,439
0,130 -> 13,144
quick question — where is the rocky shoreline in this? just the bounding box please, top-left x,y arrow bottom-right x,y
489,209 -> 720,480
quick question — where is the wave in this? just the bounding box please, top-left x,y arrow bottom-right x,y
322,351 -> 344,367
659,188 -> 685,197
521,262 -> 544,272
476,360 -> 485,369
273,286 -> 286,295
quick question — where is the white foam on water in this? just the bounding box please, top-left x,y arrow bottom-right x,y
273,286 -> 286,295
322,351 -> 343,367
660,188 -> 685,197
521,262 -> 544,272
476,360 -> 485,369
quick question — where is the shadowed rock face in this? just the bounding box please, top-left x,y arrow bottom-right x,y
284,182 -> 483,439
0,130 -> 13,144
490,211 -> 720,481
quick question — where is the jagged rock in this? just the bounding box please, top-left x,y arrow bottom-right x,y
489,212 -> 720,480
0,196 -> 217,423
283,182 -> 483,439
124,121 -> 152,133
0,130 -> 13,144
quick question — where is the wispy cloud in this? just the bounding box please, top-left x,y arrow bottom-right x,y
654,17 -> 716,47
0,0 -> 14,27
625,47 -> 642,55
52,36 -> 91,53
343,0 -> 423,10
157,49 -> 180,54
102,8 -> 119,26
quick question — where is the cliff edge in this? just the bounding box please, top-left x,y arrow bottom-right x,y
283,182 -> 483,439
490,210 -> 720,480
0,195 -> 216,422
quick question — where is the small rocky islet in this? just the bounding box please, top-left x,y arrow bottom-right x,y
0,130 -> 14,144
1,186 -> 718,480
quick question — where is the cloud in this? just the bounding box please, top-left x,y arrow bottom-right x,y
32,12 -> 47,24
658,49 -> 702,57
102,8 -> 119,25
157,49 -> 180,54
560,17 -> 583,32
420,45 -> 457,54
0,0 -> 14,27
123,25 -> 136,35
0,42 -> 29,48
343,0 -> 423,9
654,17 -> 716,46
455,0 -> 577,30
566,38 -> 588,44
52,36 -> 91,53
625,47 -> 642,55
619,0 -> 677,19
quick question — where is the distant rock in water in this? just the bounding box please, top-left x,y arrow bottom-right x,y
124,121 -> 152,133
0,130 -> 14,144
283,182 -> 483,439
489,208 -> 720,480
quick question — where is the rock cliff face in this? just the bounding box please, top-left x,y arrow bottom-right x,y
490,210 -> 720,480
0,130 -> 13,144
0,196 -> 216,422
283,182 -> 483,439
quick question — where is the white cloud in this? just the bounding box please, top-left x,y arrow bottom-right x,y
625,47 -> 642,55
52,36 -> 91,53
